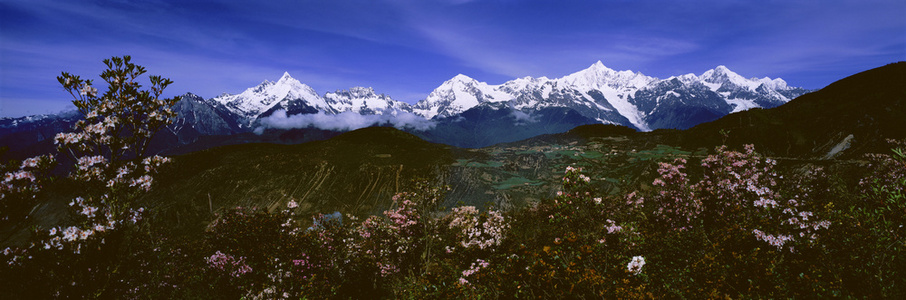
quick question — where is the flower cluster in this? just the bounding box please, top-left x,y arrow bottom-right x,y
1,154 -> 55,221
33,195 -> 146,256
605,219 -> 623,234
458,258 -> 489,286
647,158 -> 701,231
206,251 -> 253,278
447,206 -> 509,251
561,166 -> 592,192
626,256 -> 645,275
643,145 -> 831,251
354,193 -> 427,278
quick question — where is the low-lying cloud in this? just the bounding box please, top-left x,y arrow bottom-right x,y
255,110 -> 436,134
511,109 -> 538,125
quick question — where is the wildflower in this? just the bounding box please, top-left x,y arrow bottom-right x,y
605,219 -> 623,233
79,229 -> 93,240
627,256 -> 645,275
62,226 -> 79,242
79,84 -> 98,97
80,205 -> 98,218
20,157 -> 40,169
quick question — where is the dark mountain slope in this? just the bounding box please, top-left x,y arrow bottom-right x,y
0,111 -> 81,160
413,103 -> 600,148
141,127 -> 455,236
495,124 -> 639,148
670,62 -> 906,158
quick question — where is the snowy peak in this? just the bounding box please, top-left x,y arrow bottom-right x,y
212,72 -> 328,122
759,77 -> 789,90
586,60 -> 616,74
701,65 -> 743,83
274,72 -> 310,91
559,61 -> 655,91
278,71 -> 294,82
449,74 -> 476,83
414,74 -> 514,119
325,87 -> 412,115
210,71 -> 418,124
560,61 -> 617,89
343,86 -> 378,98
699,65 -> 783,92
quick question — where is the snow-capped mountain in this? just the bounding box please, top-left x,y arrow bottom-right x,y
413,61 -> 811,130
211,73 -> 413,126
161,64 -> 811,133
2,61 -> 813,155
212,72 -> 332,124
412,74 -> 512,119
324,87 -> 413,115
167,93 -> 245,142
685,65 -> 807,112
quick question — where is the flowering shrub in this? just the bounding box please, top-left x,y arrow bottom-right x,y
1,154 -> 55,223
458,258 -> 489,286
641,145 -> 830,252
442,165 -> 651,298
206,250 -> 253,278
355,195 -> 425,279
446,206 -> 509,251
0,56 -> 178,298
828,139 -> 906,296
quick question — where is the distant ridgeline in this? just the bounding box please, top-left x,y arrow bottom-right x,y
7,62 -> 906,159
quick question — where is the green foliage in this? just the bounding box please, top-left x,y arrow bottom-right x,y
823,139 -> 906,297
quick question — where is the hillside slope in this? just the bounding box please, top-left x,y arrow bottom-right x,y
141,127 -> 455,236
663,62 -> 906,158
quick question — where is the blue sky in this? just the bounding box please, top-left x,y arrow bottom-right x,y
1,0 -> 904,117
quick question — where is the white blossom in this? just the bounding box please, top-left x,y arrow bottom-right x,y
627,256 -> 646,275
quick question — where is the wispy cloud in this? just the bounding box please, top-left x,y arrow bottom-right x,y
256,110 -> 435,133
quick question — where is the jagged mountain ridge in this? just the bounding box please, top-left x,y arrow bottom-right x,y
674,61 -> 906,159
324,87 -> 415,115
165,93 -> 246,144
211,72 -> 413,127
203,61 -> 808,132
413,61 -> 811,130
1,61 -> 813,156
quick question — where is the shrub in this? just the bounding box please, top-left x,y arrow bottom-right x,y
0,56 -> 178,298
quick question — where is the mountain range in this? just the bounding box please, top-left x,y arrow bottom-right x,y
205,61 -> 809,132
174,61 -> 810,147
1,62 -> 812,156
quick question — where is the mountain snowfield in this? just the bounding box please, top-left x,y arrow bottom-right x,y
213,72 -> 330,122
412,61 -> 809,130
323,87 -> 414,116
202,61 -> 809,131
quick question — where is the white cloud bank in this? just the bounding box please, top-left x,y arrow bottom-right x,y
254,110 -> 435,134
